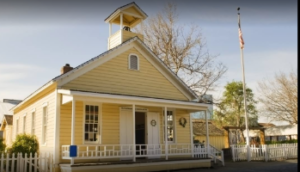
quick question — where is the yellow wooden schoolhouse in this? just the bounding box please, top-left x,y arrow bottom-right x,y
9,2 -> 223,172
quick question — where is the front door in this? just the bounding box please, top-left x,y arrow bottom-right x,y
120,109 -> 133,159
147,112 -> 160,158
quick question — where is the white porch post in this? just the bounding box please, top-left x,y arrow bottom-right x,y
53,90 -> 61,169
120,13 -> 123,43
120,13 -> 123,30
71,99 -> 76,165
164,107 -> 168,160
132,104 -> 136,162
109,22 -> 112,37
205,110 -> 210,155
189,113 -> 194,157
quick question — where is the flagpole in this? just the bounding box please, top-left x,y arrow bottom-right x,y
237,7 -> 251,162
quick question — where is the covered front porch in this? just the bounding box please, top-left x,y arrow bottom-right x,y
57,89 -> 221,171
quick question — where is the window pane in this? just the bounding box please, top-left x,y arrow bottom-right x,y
130,55 -> 138,70
85,115 -> 89,123
94,133 -> 97,141
90,114 -> 94,123
85,105 -> 100,142
95,115 -> 98,123
89,124 -> 94,132
85,105 -> 89,112
95,106 -> 98,113
163,111 -> 174,142
94,124 -> 98,132
85,124 -> 89,132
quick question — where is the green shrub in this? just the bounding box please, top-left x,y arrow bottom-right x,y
265,139 -> 298,144
0,138 -> 6,153
8,134 -> 39,156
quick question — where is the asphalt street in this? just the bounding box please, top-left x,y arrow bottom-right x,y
175,159 -> 298,172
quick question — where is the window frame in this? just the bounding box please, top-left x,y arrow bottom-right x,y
15,117 -> 19,136
128,53 -> 139,71
83,102 -> 102,144
23,113 -> 27,133
42,103 -> 48,145
162,109 -> 176,143
31,109 -> 36,135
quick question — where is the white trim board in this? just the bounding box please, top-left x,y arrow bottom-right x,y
58,89 -> 209,111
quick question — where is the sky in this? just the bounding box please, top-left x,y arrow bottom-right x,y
0,0 -> 297,124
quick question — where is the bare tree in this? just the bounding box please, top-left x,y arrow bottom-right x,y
257,70 -> 298,124
135,3 -> 227,95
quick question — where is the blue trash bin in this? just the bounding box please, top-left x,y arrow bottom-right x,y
70,145 -> 77,157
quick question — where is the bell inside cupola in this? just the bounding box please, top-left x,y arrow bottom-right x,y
104,2 -> 148,50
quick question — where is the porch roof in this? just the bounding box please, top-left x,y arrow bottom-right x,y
58,89 -> 209,111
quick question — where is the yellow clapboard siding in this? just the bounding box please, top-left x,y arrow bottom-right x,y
122,30 -> 144,42
59,101 -> 84,146
175,110 -> 191,143
159,109 -> 191,144
102,103 -> 120,144
62,47 -> 188,101
194,135 -> 226,150
12,88 -> 56,151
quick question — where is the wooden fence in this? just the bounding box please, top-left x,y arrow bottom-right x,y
0,153 -> 52,172
231,143 -> 298,162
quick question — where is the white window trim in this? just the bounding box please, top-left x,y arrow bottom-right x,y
23,114 -> 26,133
42,105 -> 48,146
15,118 -> 19,137
42,102 -> 48,107
31,110 -> 36,135
82,102 -> 102,145
128,53 -> 139,71
162,109 -> 176,144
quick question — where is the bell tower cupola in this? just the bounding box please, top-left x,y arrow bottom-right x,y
105,2 -> 148,50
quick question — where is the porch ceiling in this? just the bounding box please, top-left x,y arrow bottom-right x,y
58,89 -> 209,111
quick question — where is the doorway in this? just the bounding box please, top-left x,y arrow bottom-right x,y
135,112 -> 146,156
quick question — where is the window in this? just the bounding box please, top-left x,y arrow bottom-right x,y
32,111 -> 35,135
163,110 -> 175,142
129,54 -> 139,70
16,118 -> 19,135
23,114 -> 26,133
42,106 -> 48,144
84,105 -> 100,143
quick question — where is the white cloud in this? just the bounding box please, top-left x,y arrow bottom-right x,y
0,63 -> 47,100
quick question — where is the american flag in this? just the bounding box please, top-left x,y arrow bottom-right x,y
238,14 -> 244,49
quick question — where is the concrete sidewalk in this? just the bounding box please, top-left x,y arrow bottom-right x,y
175,159 -> 298,172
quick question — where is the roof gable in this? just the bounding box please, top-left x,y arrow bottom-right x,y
56,37 -> 198,101
61,47 -> 188,101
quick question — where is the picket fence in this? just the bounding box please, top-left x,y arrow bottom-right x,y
0,153 -> 52,172
231,143 -> 298,162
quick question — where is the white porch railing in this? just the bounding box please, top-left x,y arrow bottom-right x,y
62,144 -> 225,166
209,145 -> 225,166
62,144 -> 211,159
231,143 -> 298,162
193,144 -> 225,166
0,153 -> 52,172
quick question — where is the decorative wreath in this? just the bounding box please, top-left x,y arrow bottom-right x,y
150,119 -> 157,126
179,117 -> 187,128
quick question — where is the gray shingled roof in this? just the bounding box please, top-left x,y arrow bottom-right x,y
104,1 -> 148,21
4,115 -> 13,125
